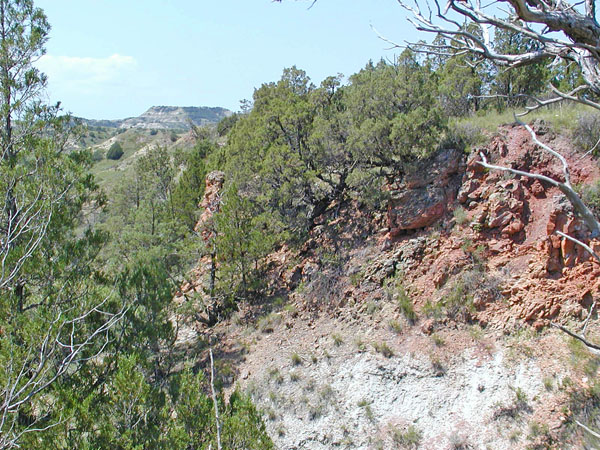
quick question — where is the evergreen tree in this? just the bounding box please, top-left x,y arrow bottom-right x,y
213,183 -> 276,301
0,1 -> 119,447
491,25 -> 550,108
106,141 -> 124,160
345,52 -> 446,178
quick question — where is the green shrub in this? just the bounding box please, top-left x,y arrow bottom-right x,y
397,286 -> 417,324
355,337 -> 367,352
332,333 -> 343,346
291,352 -> 302,366
441,122 -> 485,151
257,313 -> 281,333
391,425 -> 422,447
574,112 -> 600,154
431,356 -> 446,376
388,320 -> 403,334
106,142 -> 124,160
431,333 -> 445,347
453,206 -> 468,226
373,341 -> 394,358
217,113 -> 239,136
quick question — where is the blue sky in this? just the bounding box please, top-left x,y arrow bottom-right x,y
35,1 -> 416,119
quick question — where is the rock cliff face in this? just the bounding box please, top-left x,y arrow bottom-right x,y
363,124 -> 600,332
174,171 -> 225,333
194,170 -> 225,240
387,147 -> 464,234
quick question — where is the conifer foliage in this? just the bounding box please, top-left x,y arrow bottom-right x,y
0,1 -> 273,448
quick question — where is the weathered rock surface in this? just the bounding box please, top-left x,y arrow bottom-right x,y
195,170 -> 225,241
173,171 -> 226,336
432,124 -> 600,326
233,314 -> 566,450
388,148 -> 464,234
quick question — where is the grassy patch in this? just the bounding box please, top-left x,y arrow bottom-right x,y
355,336 -> 367,352
257,312 -> 282,333
289,370 -> 302,382
431,333 -> 445,347
332,333 -> 344,346
454,102 -> 587,135
291,352 -> 302,366
397,286 -> 416,324
391,425 -> 422,448
373,341 -> 394,358
388,319 -> 403,334
492,386 -> 531,421
453,206 -> 468,226
268,368 -> 284,384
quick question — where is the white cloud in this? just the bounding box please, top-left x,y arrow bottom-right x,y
36,53 -> 138,92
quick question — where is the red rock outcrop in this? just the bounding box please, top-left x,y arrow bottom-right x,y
387,148 -> 464,235
194,170 -> 225,241
174,171 -> 226,326
431,123 -> 600,326
179,124 -> 600,333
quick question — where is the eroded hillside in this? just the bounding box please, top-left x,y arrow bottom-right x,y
177,122 -> 600,449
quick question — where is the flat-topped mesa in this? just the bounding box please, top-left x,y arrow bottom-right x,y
80,105 -> 232,130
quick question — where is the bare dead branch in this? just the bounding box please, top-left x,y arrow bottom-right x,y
479,121 -> 600,237
478,150 -> 560,186
397,0 -> 600,96
576,419 -> 600,439
580,133 -> 600,158
551,322 -> 600,353
209,348 -> 222,450
519,118 -> 571,185
582,300 -> 597,337
556,231 -> 600,262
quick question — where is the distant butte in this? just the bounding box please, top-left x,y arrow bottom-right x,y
79,105 -> 232,130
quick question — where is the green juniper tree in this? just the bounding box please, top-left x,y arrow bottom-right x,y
0,1 -> 125,447
490,25 -> 550,109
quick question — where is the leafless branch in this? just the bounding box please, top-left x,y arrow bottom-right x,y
209,348 -> 222,450
556,230 -> 600,262
397,0 -> 600,97
582,300 -> 597,337
576,419 -> 600,439
551,322 -> 600,353
580,133 -> 600,158
0,292 -> 126,448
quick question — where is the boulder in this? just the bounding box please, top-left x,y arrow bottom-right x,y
388,148 -> 464,234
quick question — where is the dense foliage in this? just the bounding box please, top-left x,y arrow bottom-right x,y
107,141 -> 124,160
0,1 -> 272,448
0,0 -> 568,447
